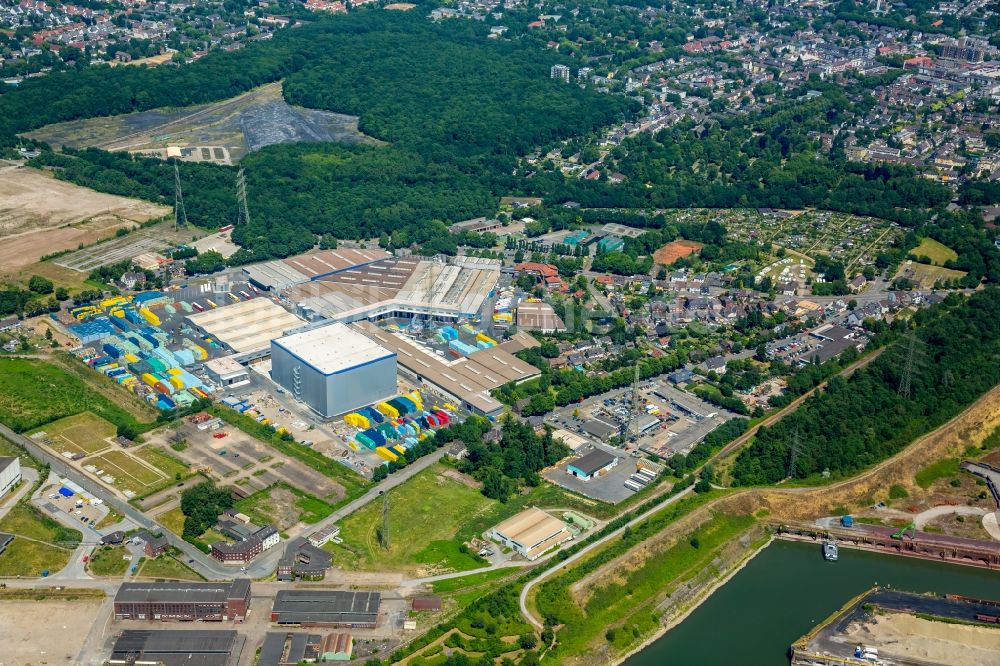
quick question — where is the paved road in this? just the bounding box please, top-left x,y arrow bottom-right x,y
301,449 -> 446,538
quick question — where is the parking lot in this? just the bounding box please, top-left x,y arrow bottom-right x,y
544,443 -> 647,504
545,378 -> 735,460
36,484 -> 109,532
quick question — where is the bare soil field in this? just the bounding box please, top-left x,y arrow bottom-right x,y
844,611 -> 1000,666
0,598 -> 103,663
653,240 -> 704,265
26,81 -> 375,163
0,164 -> 168,275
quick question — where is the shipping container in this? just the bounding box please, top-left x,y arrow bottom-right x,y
102,343 -> 122,358
192,301 -> 205,312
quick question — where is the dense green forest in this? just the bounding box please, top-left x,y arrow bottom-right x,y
731,288 -> 1000,485
8,9 -> 630,260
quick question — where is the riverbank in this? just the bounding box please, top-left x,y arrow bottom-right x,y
615,533 -> 775,666
622,540 -> 1000,666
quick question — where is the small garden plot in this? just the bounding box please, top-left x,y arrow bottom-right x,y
31,412 -> 116,457
132,446 -> 190,480
91,450 -> 168,490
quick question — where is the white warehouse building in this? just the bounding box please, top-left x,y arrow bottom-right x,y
270,323 -> 397,419
0,457 -> 21,499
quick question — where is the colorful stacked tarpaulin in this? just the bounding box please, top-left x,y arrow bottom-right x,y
344,413 -> 369,429
376,446 -> 398,462
360,407 -> 383,424
376,402 -> 399,418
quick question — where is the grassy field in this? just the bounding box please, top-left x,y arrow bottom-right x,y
0,539 -> 73,576
132,446 -> 190,480
0,504 -> 82,576
137,555 -> 204,581
895,262 -> 968,290
0,436 -> 37,470
327,464 -> 495,574
0,357 -> 153,433
235,483 -> 333,530
87,545 -> 132,577
91,450 -> 168,488
155,506 -> 186,536
915,457 -> 961,489
0,504 -> 81,545
30,412 -> 115,457
536,510 -> 756,660
911,237 -> 958,266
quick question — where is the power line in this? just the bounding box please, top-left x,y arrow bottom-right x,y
788,428 -> 801,480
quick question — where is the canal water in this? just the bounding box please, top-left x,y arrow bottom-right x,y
624,539 -> 1000,665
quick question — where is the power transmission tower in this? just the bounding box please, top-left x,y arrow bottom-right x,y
898,333 -> 916,399
236,168 -> 251,226
173,161 -> 188,230
378,490 -> 390,550
787,429 -> 801,480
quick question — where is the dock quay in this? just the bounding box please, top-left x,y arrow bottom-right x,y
776,521 -> 1000,569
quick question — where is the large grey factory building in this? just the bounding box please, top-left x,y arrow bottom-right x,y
270,323 -> 397,419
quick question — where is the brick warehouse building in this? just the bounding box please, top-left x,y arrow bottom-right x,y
114,580 -> 251,621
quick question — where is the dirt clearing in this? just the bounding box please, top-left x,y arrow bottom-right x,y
653,240 -> 703,265
0,163 -> 168,275
845,611 -> 1000,666
0,598 -> 103,663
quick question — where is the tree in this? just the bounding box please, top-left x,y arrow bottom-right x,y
27,275 -> 53,294
180,482 -> 233,538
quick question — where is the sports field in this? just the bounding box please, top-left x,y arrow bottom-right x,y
31,412 -> 115,457
910,237 -> 958,266
327,464 -> 494,575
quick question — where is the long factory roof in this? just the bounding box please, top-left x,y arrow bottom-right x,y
290,257 -> 499,322
115,580 -> 251,604
351,321 -> 539,414
185,298 -> 305,354
243,248 -> 392,291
